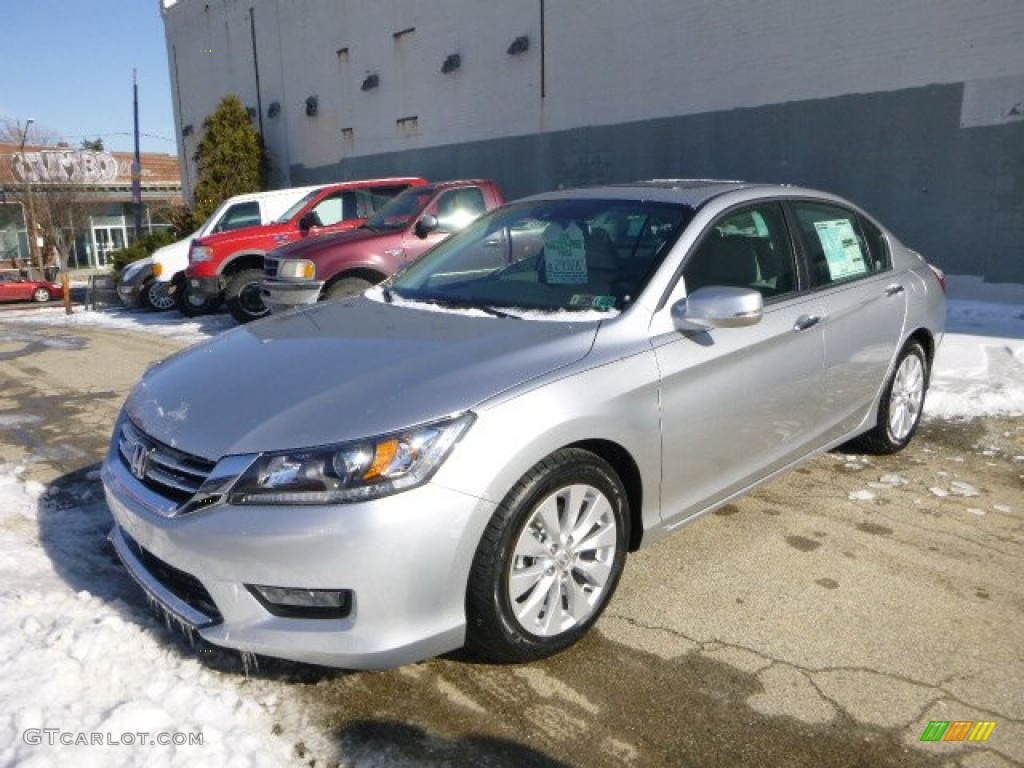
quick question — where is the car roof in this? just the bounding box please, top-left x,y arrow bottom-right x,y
520,179 -> 813,207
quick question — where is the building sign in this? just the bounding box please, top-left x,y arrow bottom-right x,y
11,150 -> 119,185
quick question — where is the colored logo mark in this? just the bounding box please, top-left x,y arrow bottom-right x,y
920,720 -> 996,742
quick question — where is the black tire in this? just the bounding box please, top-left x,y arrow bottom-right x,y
323,276 -> 375,301
32,287 -> 51,303
225,269 -> 269,323
175,282 -> 222,317
850,340 -> 929,454
465,448 -> 629,663
140,279 -> 175,312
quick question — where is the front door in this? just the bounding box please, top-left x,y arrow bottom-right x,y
92,226 -> 125,267
654,202 -> 826,524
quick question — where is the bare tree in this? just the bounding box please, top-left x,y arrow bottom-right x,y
1,120 -> 89,312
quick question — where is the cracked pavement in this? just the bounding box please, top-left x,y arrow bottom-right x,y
2,320 -> 1021,767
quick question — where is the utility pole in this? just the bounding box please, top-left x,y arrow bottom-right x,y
132,68 -> 143,241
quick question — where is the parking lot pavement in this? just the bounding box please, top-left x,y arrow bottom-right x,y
2,320 -> 1022,768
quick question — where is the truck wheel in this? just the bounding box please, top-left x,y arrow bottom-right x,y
226,269 -> 269,323
176,283 -> 222,317
324,276 -> 375,301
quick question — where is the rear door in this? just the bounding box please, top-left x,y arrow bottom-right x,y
787,200 -> 907,439
654,201 -> 827,523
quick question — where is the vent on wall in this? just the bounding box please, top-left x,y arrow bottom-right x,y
441,53 -> 461,74
507,36 -> 529,55
181,124 -> 193,137
361,73 -> 379,91
268,101 -> 280,118
305,96 -> 318,116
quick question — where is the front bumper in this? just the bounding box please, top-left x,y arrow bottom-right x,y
117,284 -> 143,307
187,274 -> 222,299
101,446 -> 496,669
260,277 -> 324,314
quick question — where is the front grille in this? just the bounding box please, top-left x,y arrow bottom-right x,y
121,531 -> 223,623
118,419 -> 216,505
264,255 -> 280,279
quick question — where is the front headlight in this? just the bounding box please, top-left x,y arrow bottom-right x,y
227,413 -> 475,505
277,259 -> 316,280
190,245 -> 213,263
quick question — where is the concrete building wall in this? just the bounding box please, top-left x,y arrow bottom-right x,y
162,0 -> 1024,282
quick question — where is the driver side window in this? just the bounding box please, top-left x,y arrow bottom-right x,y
683,203 -> 796,300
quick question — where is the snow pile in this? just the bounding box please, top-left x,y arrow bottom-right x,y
926,300 -> 1024,419
0,462 -> 296,767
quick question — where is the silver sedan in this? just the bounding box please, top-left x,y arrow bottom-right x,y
101,181 -> 945,668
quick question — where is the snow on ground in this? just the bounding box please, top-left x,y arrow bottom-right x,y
0,295 -> 1020,766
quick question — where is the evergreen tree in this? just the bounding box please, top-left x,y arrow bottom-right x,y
192,95 -> 268,220
80,137 -> 104,151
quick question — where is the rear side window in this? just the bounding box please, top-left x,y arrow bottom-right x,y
792,202 -> 890,288
214,201 -> 261,233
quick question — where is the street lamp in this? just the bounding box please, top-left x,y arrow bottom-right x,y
17,118 -> 42,278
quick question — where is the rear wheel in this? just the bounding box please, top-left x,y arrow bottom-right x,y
175,282 -> 222,317
226,269 -> 269,323
465,448 -> 628,662
141,279 -> 175,312
32,287 -> 51,303
852,340 -> 928,454
324,276 -> 375,302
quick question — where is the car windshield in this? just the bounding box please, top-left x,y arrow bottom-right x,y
274,189 -> 321,224
363,186 -> 438,232
391,198 -> 692,314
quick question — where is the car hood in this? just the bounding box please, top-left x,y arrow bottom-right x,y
272,226 -> 397,259
126,296 -> 599,459
198,221 -> 291,249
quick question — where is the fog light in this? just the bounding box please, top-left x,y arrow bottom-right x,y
247,585 -> 352,619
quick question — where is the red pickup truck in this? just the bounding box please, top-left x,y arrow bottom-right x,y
261,179 -> 505,314
183,177 -> 427,322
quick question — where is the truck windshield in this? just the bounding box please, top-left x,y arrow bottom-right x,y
392,198 -> 691,314
274,189 -> 321,224
363,186 -> 438,232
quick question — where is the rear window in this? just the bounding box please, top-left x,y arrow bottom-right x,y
792,202 -> 891,288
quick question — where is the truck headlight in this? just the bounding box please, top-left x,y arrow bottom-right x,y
227,413 -> 475,505
190,245 -> 213,263
277,259 -> 316,280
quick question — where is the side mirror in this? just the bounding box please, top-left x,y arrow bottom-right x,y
298,211 -> 319,233
414,214 -> 439,239
671,286 -> 763,332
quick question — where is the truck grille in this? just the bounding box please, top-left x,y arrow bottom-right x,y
264,255 -> 280,279
118,419 -> 216,505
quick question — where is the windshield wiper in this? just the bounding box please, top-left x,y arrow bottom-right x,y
422,297 -> 517,319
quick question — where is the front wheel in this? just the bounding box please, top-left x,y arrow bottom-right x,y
852,340 -> 929,454
465,448 -> 629,663
32,287 -> 51,303
226,269 -> 269,323
141,279 -> 175,312
323,276 -> 375,302
175,282 -> 222,317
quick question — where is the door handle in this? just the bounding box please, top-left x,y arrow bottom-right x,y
885,284 -> 905,297
794,314 -> 821,332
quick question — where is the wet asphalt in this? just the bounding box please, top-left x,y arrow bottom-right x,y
1,320 -> 1021,768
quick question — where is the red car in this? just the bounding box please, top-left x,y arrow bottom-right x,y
0,272 -> 63,303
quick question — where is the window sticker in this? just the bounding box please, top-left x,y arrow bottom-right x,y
813,219 -> 868,280
591,295 -> 616,311
544,222 -> 588,284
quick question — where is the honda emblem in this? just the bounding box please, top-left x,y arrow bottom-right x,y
129,442 -> 150,480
